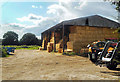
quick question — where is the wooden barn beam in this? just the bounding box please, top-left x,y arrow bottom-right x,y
62,23 -> 65,53
41,33 -> 43,44
41,33 -> 44,49
48,31 -> 51,42
54,29 -> 56,52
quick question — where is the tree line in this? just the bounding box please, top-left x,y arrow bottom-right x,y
2,31 -> 42,46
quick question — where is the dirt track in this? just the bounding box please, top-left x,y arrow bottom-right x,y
1,49 -> 120,80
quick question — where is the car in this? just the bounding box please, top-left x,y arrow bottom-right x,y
87,41 -> 106,62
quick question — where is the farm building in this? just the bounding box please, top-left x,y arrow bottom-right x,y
41,15 -> 120,53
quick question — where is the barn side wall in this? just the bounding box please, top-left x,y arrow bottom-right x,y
67,26 -> 118,53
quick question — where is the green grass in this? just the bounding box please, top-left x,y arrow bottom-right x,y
1,45 -> 41,57
63,52 -> 77,56
2,48 -> 9,57
2,45 -> 41,50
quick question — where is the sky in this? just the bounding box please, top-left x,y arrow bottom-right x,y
0,0 -> 119,40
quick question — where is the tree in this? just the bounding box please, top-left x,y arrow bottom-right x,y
104,0 -> 120,20
104,0 -> 120,12
112,0 -> 120,12
37,39 -> 42,46
2,31 -> 18,45
112,0 -> 120,40
20,33 -> 38,45
105,0 -> 120,40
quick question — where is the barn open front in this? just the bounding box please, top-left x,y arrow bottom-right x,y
41,15 -> 120,54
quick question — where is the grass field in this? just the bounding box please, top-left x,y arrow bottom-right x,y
2,45 -> 41,50
1,45 -> 41,57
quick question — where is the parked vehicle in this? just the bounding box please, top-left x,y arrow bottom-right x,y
96,41 -> 120,70
87,41 -> 106,62
3,47 -> 16,54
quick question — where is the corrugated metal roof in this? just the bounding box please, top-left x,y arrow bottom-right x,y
42,15 -> 120,34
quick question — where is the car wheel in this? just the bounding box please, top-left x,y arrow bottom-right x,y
88,53 -> 95,62
106,62 -> 117,70
88,53 -> 92,60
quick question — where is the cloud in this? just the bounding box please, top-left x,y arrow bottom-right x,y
0,23 -> 44,39
47,0 -> 118,21
0,23 -> 25,39
22,16 -> 59,37
1,0 -> 119,40
39,5 -> 42,8
32,5 -> 43,9
17,14 -> 50,25
8,23 -> 25,29
16,13 -> 59,39
32,5 -> 38,8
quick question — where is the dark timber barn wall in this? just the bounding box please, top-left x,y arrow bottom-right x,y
41,15 -> 120,53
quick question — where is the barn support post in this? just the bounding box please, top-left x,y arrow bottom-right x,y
41,33 -> 43,48
41,33 -> 43,44
54,29 -> 56,52
62,23 -> 65,53
48,31 -> 51,42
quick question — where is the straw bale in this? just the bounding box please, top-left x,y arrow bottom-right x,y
89,27 -> 97,31
47,46 -> 52,52
80,48 -> 89,54
42,25 -> 119,53
67,41 -> 73,49
70,26 -> 77,33
76,26 -> 84,31
56,43 -> 61,51
42,40 -> 45,48
58,48 -> 63,53
65,49 -> 73,53
50,37 -> 54,43
86,26 -> 90,30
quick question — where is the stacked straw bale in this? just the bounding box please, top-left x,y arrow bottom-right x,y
66,26 -> 118,53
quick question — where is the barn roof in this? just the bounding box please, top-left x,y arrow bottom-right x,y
42,15 -> 120,34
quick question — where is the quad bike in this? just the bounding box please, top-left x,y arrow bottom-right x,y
87,41 -> 106,62
96,41 -> 120,70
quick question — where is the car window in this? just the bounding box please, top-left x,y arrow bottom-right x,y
96,42 -> 105,48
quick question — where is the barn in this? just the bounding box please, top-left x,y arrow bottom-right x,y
41,15 -> 120,53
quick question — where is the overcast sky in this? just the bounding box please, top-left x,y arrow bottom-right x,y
0,0 -> 119,40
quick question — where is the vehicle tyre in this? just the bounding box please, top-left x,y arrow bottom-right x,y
88,53 -> 95,62
106,62 -> 117,70
88,53 -> 92,60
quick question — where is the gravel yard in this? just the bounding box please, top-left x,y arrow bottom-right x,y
1,49 -> 120,80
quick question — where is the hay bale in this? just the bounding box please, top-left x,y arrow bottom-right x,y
58,48 -> 63,53
39,47 -> 43,50
70,26 -> 77,33
47,46 -> 52,52
67,41 -> 73,49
